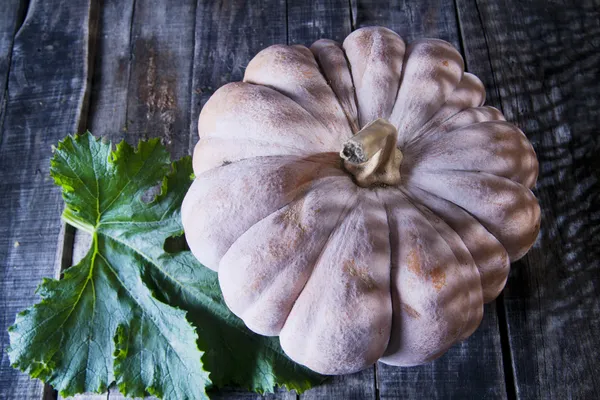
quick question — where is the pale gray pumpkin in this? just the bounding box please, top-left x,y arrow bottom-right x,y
182,27 -> 540,375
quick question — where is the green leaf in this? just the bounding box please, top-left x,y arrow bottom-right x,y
8,132 -> 324,398
8,133 -> 210,399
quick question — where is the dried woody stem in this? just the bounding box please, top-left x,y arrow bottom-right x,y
340,118 -> 403,187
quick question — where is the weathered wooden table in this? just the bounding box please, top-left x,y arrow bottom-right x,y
1,0 -> 598,399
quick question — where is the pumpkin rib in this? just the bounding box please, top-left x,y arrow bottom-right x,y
281,184 -> 359,310
390,38 -> 465,146
243,45 -> 353,144
406,106 -> 506,153
398,187 -> 483,341
406,169 -> 540,261
310,39 -> 360,135
343,27 -> 406,127
280,190 -> 392,374
195,82 -> 335,162
184,155 -> 347,269
405,120 -> 539,188
377,189 -> 475,365
193,151 -> 342,179
403,183 -> 510,303
220,175 -> 359,336
403,73 -> 487,147
217,172 -> 353,268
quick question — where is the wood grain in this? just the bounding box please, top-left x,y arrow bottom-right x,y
125,0 -> 197,158
352,0 -> 462,48
0,0 -> 97,399
287,0 -> 352,44
0,0 -> 27,129
457,0 -> 600,398
352,1 -> 509,398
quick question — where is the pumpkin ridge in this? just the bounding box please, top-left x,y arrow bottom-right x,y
200,82 -> 336,152
403,182 -> 511,302
243,45 -> 352,146
217,172 -> 353,274
405,110 -> 505,153
195,152 -> 344,179
279,189 -> 360,341
398,187 -> 483,342
404,171 -> 540,261
374,189 -> 399,353
310,40 -> 359,137
229,176 -> 358,329
401,73 -> 487,147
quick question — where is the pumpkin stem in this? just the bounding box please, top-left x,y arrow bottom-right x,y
340,118 -> 403,187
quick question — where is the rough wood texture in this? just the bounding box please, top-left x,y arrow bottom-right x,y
352,1 -> 508,398
85,0 -> 135,141
0,0 -> 27,128
353,0 -> 462,48
457,1 -> 600,399
0,0 -> 96,399
126,0 -> 197,158
208,388 -> 296,400
287,0 -> 352,44
2,1 -> 600,399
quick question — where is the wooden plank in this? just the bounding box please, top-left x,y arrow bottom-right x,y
287,2 -> 379,399
125,0 -> 197,159
352,0 -> 462,48
351,1 -> 508,398
301,370 -> 376,400
208,387 -> 295,400
0,0 -> 97,398
85,0 -> 135,141
456,0 -> 600,398
0,0 -> 27,128
287,0 -> 352,44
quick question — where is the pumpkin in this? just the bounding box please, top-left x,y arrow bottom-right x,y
182,26 -> 540,375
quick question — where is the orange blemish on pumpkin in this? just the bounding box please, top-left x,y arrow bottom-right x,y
278,200 -> 306,233
407,247 -> 446,291
442,60 -> 449,67
429,266 -> 447,292
402,303 -> 421,319
344,259 -> 376,290
407,248 -> 423,275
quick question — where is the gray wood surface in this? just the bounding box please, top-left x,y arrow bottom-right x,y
0,0 -> 27,129
0,0 -> 96,399
457,1 -> 600,399
287,0 -> 352,44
